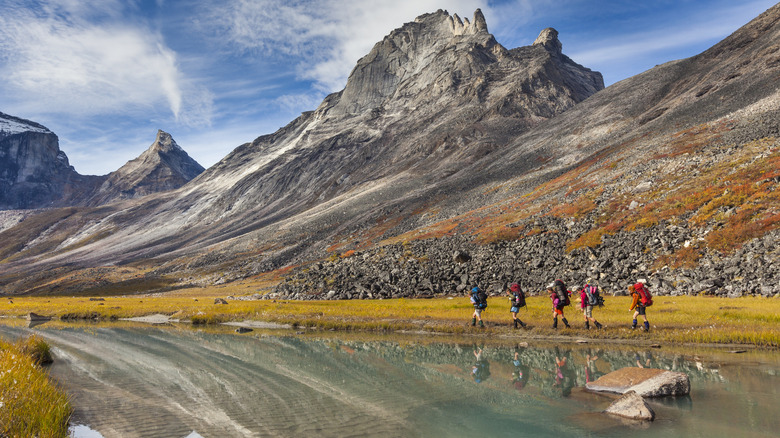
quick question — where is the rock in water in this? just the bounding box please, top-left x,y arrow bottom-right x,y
586,367 -> 690,397
604,390 -> 655,421
26,312 -> 51,321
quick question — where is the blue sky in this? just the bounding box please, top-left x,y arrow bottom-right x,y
1,0 -> 776,175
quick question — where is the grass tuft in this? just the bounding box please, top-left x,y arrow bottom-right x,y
0,336 -> 71,438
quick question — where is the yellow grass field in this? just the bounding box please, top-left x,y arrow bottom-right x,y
0,336 -> 72,438
2,290 -> 779,348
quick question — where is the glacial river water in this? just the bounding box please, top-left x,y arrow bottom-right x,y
2,322 -> 779,438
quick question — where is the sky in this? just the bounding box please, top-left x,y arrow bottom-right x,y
1,0 -> 777,175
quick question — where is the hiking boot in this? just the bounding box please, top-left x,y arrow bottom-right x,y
479,320 -> 484,328
595,321 -> 603,329
514,319 -> 519,329
585,321 -> 590,330
520,321 -> 527,328
562,318 -> 570,329
643,321 -> 650,331
472,318 -> 476,327
552,318 -> 558,329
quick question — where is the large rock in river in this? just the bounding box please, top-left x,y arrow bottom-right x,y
604,390 -> 655,421
586,367 -> 690,397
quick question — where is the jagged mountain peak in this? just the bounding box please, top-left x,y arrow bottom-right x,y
446,8 -> 488,35
85,131 -> 204,205
533,27 -> 562,56
329,9 -> 505,116
150,129 -> 183,154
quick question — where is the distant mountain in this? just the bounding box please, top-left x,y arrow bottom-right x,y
0,112 -> 94,210
1,5 -> 779,298
86,130 -> 205,206
0,116 -> 203,209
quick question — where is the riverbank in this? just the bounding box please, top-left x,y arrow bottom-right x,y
2,292 -> 779,348
0,335 -> 71,437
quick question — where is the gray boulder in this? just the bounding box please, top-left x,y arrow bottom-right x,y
604,390 -> 655,421
586,367 -> 690,397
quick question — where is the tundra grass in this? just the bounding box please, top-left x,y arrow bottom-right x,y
0,336 -> 72,438
1,294 -> 779,347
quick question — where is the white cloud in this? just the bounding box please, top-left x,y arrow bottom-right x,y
202,0 -> 489,93
0,0 -> 209,124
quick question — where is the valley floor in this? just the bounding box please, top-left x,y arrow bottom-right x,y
1,285 -> 779,348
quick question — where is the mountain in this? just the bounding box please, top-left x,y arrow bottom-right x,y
85,130 -> 205,206
0,112 -> 96,209
1,6 -> 779,298
0,118 -> 203,209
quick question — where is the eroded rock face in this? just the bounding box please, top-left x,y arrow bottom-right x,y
0,112 -> 86,209
586,367 -> 690,397
604,390 -> 655,421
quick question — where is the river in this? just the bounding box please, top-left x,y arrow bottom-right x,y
2,322 -> 779,437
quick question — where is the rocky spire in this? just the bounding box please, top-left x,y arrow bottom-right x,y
473,9 -> 488,32
533,27 -> 562,56
150,129 -> 183,153
331,9 -> 500,115
448,9 -> 489,35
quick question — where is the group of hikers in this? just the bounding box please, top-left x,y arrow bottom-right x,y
469,278 -> 653,330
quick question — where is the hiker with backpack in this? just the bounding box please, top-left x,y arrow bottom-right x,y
548,279 -> 571,329
506,282 -> 527,329
629,281 -> 653,331
470,286 -> 488,327
578,279 -> 604,330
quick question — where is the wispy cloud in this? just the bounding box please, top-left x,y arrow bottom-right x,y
0,0 -> 211,125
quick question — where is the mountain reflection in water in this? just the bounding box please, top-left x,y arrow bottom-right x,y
1,325 -> 779,438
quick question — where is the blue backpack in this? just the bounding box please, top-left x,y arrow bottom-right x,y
473,288 -> 488,309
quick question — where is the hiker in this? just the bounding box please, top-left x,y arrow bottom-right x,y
470,286 -> 487,327
629,281 -> 652,331
578,279 -> 604,329
548,279 -> 571,329
506,282 -> 527,328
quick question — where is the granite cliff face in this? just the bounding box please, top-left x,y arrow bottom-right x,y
0,116 -> 203,210
0,112 -> 97,209
2,6 -> 780,298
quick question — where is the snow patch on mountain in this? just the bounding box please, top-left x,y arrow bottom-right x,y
0,113 -> 52,137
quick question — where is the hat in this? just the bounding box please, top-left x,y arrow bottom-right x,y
547,282 -> 556,289
510,283 -> 520,292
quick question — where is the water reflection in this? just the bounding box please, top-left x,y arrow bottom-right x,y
471,347 -> 490,383
0,324 -> 777,438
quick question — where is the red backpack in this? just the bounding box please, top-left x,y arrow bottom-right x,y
634,282 -> 653,307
